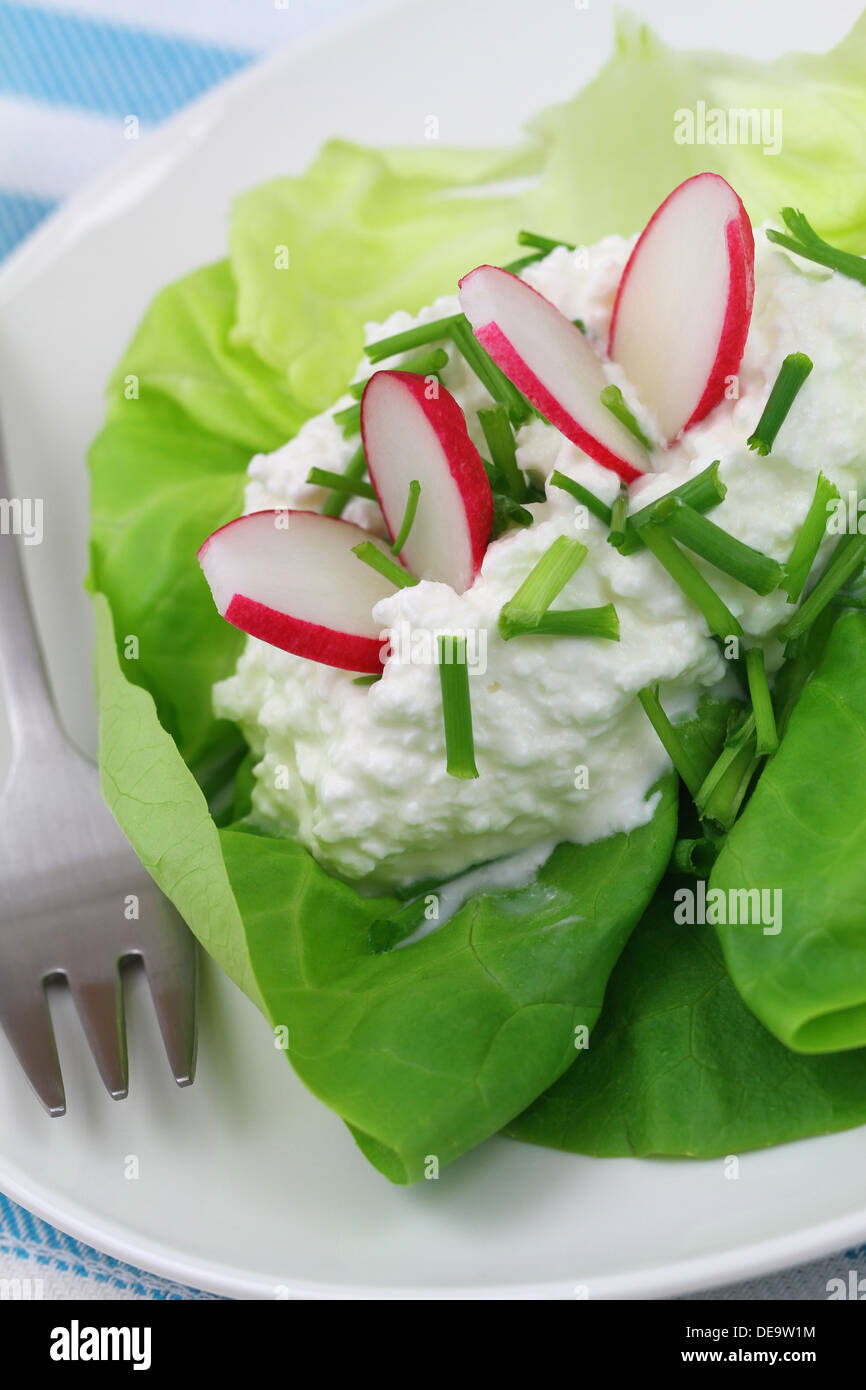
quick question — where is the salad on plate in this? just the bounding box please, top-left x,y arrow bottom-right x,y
88,14 -> 866,1184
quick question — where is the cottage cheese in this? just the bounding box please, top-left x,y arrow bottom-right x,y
215,231 -> 866,890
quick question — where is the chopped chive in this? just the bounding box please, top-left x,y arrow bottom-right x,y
640,524 -> 742,640
390,480 -> 421,555
333,401 -> 362,436
780,532 -> 866,640
782,472 -> 839,602
501,251 -> 547,274
364,313 -> 463,364
490,491 -> 533,537
745,647 -> 779,755
767,209 -> 866,288
600,384 -> 653,451
616,461 -> 726,555
573,318 -> 586,334
549,470 -> 612,526
307,467 -> 377,500
608,491 -> 629,548
673,836 -> 720,877
349,347 -> 449,399
747,352 -> 813,456
438,636 -> 478,779
637,686 -> 705,799
695,714 -> 759,829
353,674 -> 381,686
498,535 -> 587,637
517,230 -> 577,254
479,405 -> 525,500
500,605 -> 620,642
450,316 -> 530,426
650,495 -> 783,595
321,444 -> 367,517
352,540 -> 418,588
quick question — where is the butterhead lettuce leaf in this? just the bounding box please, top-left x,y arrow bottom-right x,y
87,13 -> 866,1180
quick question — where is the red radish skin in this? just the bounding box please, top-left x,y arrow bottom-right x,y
474,318 -> 644,484
458,266 -> 648,484
197,509 -> 401,673
361,372 -> 493,592
609,173 -> 755,442
222,593 -> 384,673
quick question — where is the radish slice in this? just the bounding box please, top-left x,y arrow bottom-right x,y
609,173 -> 755,442
361,371 -> 493,593
197,510 -> 402,673
458,265 -> 648,483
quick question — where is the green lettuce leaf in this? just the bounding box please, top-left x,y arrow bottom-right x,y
505,879 -> 866,1158
86,13 -> 866,1179
712,611 -> 866,1054
92,592 -> 263,1010
88,261 -> 306,786
93,583 -> 676,1181
229,140 -> 542,412
526,12 -> 866,249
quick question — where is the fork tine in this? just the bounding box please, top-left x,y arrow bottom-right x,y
67,972 -> 128,1100
139,927 -> 198,1088
0,978 -> 66,1115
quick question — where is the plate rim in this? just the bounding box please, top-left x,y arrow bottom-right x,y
2,1145 -> 865,1299
1,0 -> 865,1300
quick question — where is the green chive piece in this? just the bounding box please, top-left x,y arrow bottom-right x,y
549,470 -> 612,526
307,467 -> 377,501
672,836 -> 720,878
573,318 -> 586,334
390,480 -> 421,555
695,714 -> 760,830
600,384 -> 653,451
364,313 -> 464,364
517,230 -> 577,254
479,404 -> 525,500
782,472 -> 839,602
349,347 -> 449,399
637,686 -> 705,799
650,495 -> 783,595
498,536 -> 587,638
608,491 -> 629,548
767,209 -> 866,288
333,401 -> 362,437
500,605 -> 620,642
616,461 -> 726,555
438,636 -> 479,779
501,251 -> 547,274
353,674 -> 381,686
747,353 -> 813,456
321,444 -> 367,518
490,492 -> 534,537
352,541 -> 418,589
745,647 -> 779,755
450,316 -> 530,425
640,524 -> 742,640
780,532 -> 866,641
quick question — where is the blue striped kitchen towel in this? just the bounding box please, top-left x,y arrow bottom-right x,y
0,0 -> 370,261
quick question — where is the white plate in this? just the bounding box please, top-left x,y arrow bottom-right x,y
1,0 -> 865,1301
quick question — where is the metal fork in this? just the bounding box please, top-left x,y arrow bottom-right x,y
0,419 -> 197,1114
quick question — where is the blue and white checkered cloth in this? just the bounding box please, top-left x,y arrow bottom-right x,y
1,0 -> 864,1303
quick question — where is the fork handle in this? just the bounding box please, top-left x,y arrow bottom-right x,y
0,420 -> 64,754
